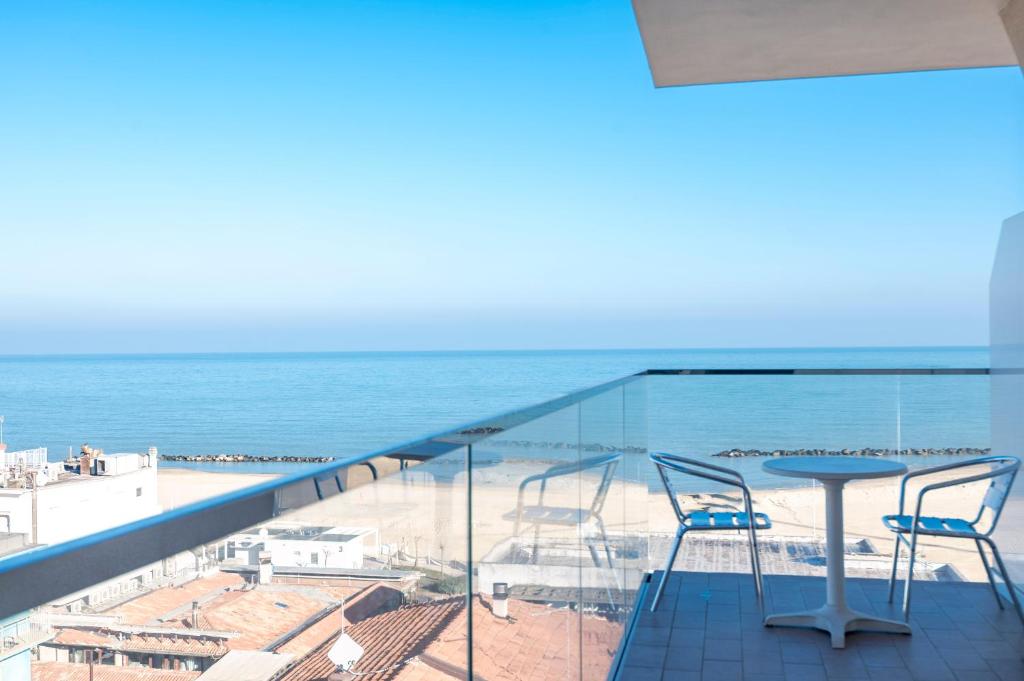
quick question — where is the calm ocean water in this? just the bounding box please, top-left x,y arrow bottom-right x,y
0,347 -> 990,485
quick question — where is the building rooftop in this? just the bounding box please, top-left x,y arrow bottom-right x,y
32,661 -> 200,681
54,627 -> 230,658
278,594 -> 622,681
104,572 -> 245,625
259,526 -> 372,543
196,650 -> 295,681
201,587 -> 345,651
279,597 -> 463,681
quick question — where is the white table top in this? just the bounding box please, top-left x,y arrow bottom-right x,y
763,456 -> 907,481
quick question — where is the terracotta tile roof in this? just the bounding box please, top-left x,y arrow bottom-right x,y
201,588 -> 337,651
51,627 -> 230,657
117,634 -> 228,657
277,596 -> 620,681
54,574 -> 389,670
273,609 -> 344,658
279,598 -> 463,681
428,598 -> 620,681
275,584 -> 403,658
32,661 -> 201,681
105,573 -> 245,625
53,628 -> 112,646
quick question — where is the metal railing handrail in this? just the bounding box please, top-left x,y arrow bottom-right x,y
0,367 -> 988,619
641,368 -> 989,375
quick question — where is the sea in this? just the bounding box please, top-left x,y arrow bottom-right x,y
0,347 -> 990,488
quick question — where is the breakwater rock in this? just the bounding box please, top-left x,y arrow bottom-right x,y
713,447 -> 990,458
482,441 -> 647,454
161,454 -> 336,464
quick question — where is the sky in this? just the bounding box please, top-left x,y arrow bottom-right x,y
1,0 -> 1022,354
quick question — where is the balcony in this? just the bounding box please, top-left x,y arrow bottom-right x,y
1,369 -> 1021,680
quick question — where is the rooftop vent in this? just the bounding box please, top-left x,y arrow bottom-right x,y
493,582 -> 509,619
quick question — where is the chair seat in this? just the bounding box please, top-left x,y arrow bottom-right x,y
683,511 -> 771,530
883,514 -> 979,537
510,506 -> 594,526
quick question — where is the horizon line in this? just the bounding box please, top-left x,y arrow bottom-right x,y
0,344 -> 989,360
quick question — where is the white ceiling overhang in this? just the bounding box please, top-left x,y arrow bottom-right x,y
632,0 -> 1017,87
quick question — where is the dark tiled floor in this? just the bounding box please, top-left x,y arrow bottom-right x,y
619,571 -> 1024,681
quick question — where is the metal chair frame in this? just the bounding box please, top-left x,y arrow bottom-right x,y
511,451 -> 621,570
884,455 -> 1023,624
649,453 -> 770,613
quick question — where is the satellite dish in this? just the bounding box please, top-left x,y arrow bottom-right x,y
327,633 -> 363,671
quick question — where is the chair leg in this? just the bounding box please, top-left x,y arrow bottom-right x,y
586,542 -> 602,568
983,538 -> 1024,626
746,525 -> 764,611
901,532 -> 918,622
596,516 -> 616,572
976,539 -> 1004,610
651,526 -> 685,612
887,535 -> 901,603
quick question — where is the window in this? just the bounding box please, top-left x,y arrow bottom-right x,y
136,487 -> 142,497
310,553 -> 319,564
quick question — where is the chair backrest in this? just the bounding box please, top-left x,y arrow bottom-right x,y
978,456 -> 1021,530
580,452 -> 620,516
649,453 -> 746,524
520,451 -> 621,517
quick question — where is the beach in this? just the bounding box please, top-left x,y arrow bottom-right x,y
164,459 -> 1008,585
158,468 -> 282,509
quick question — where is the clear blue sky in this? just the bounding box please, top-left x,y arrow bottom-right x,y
1,1 -> 1021,353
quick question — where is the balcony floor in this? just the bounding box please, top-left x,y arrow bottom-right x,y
620,571 -> 1024,681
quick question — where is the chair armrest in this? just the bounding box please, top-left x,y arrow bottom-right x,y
515,452 -> 622,519
649,453 -> 756,520
651,453 -> 746,482
908,466 -> 1014,532
897,457 -> 1010,515
672,467 -> 755,507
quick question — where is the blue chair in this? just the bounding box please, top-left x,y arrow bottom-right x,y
883,455 -> 1023,623
649,453 -> 770,612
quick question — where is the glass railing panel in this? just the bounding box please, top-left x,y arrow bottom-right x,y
896,373 -> 997,587
0,367 -> 1004,681
577,385 -> 626,680
470,400 -> 584,680
2,444 -> 471,680
621,377 -> 650,617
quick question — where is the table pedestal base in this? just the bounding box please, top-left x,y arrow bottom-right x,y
764,605 -> 911,648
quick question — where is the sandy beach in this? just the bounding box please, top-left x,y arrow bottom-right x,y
157,468 -> 281,509
158,462 -> 1006,583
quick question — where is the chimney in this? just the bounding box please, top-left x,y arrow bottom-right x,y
492,582 -> 509,619
258,552 -> 273,585
191,601 -> 200,628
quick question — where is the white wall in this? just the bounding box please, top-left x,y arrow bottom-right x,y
990,212 -> 1024,584
268,537 -> 364,569
0,467 -> 160,546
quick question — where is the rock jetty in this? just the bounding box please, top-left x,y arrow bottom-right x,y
160,454 -> 336,464
480,441 -> 647,454
712,447 -> 990,458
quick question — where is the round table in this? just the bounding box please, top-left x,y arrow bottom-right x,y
762,457 -> 911,648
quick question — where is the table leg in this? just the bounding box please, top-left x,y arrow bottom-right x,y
764,479 -> 912,648
824,479 -> 846,614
